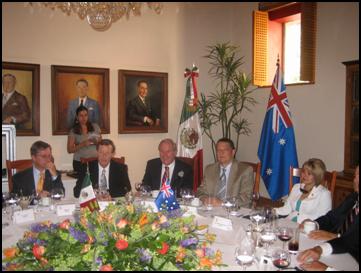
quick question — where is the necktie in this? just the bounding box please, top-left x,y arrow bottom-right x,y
217,167 -> 227,199
340,199 -> 359,234
99,168 -> 107,192
80,99 -> 84,106
36,172 -> 45,194
161,166 -> 169,187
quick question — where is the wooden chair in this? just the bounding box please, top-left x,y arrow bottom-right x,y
6,159 -> 33,192
177,156 -> 201,193
289,166 -> 337,198
80,156 -> 125,165
240,161 -> 261,196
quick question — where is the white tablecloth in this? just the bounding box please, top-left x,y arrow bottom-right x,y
2,201 -> 359,271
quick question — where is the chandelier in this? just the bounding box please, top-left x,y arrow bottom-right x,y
28,2 -> 163,31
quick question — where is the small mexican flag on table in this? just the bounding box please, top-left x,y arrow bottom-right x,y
79,172 -> 99,212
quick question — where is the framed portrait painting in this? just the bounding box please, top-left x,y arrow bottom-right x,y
51,65 -> 110,135
2,62 -> 40,136
118,70 -> 168,134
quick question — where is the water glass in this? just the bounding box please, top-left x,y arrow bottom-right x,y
272,249 -> 291,270
234,244 -> 255,270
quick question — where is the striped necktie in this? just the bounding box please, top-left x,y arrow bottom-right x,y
161,166 -> 169,187
217,167 -> 227,199
99,168 -> 107,191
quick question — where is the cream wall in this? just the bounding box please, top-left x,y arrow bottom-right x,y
2,3 -> 359,191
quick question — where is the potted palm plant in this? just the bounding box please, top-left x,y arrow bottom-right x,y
199,42 -> 257,160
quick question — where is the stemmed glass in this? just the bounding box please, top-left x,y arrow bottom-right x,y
51,188 -> 65,209
125,191 -> 135,204
272,249 -> 291,271
250,210 -> 266,232
234,241 -> 255,270
222,197 -> 236,219
276,227 -> 293,250
5,193 -> 19,222
180,188 -> 194,206
138,184 -> 151,206
260,226 -> 276,257
2,192 -> 10,228
251,192 -> 260,209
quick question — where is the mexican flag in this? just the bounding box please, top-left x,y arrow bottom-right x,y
176,65 -> 203,192
79,172 -> 99,212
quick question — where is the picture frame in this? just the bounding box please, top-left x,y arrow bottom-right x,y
51,65 -> 110,135
2,62 -> 40,136
118,70 -> 168,134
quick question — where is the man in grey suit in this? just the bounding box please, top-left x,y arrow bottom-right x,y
197,138 -> 254,208
67,79 -> 101,128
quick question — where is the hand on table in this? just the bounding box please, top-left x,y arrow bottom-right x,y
299,261 -> 328,271
297,246 -> 322,263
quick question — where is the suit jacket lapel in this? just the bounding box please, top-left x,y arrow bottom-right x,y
227,160 -> 238,197
155,159 -> 162,189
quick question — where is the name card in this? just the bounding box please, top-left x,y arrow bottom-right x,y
56,204 -> 76,216
182,205 -> 198,217
211,216 -> 233,231
98,201 -> 115,211
13,209 -> 35,224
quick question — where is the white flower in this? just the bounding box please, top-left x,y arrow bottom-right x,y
178,171 -> 184,178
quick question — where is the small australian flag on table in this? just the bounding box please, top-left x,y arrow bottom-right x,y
155,180 -> 180,211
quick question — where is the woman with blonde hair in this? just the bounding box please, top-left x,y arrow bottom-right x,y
274,158 -> 332,223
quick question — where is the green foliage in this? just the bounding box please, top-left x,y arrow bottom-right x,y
199,42 -> 257,160
2,202 -> 225,271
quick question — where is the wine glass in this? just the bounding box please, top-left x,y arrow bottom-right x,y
180,188 -> 194,206
276,227 -> 293,250
2,192 -> 10,228
125,191 -> 135,204
260,226 -> 276,257
5,193 -> 19,221
222,197 -> 236,219
272,249 -> 291,271
234,242 -> 255,270
50,187 -> 65,209
250,210 -> 266,232
135,182 -> 143,196
251,192 -> 260,209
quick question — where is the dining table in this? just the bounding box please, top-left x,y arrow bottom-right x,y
2,190 -> 359,271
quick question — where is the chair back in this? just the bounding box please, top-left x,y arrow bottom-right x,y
289,166 -> 337,198
6,159 -> 33,192
177,156 -> 201,193
240,161 -> 261,195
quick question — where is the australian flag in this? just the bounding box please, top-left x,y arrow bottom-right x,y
257,61 -> 299,200
155,179 -> 180,212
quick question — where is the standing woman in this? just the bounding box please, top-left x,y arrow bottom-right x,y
67,105 -> 102,174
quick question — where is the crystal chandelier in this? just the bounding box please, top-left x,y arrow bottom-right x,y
29,2 -> 163,31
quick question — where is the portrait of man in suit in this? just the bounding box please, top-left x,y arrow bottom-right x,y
2,73 -> 31,129
67,78 -> 102,129
126,80 -> 160,126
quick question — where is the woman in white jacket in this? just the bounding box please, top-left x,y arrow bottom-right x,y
274,158 -> 332,224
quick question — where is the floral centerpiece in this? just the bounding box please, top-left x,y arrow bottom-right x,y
2,202 -> 225,271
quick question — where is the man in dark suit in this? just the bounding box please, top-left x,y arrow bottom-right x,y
2,73 -> 31,129
67,79 -> 101,128
12,141 -> 64,197
127,80 -> 160,126
142,138 -> 193,197
297,165 -> 359,270
73,139 -> 131,199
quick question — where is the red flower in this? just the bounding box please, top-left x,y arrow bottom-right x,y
157,242 -> 169,255
115,239 -> 128,250
59,219 -> 71,230
100,264 -> 113,271
32,244 -> 45,260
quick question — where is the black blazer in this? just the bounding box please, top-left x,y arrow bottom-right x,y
74,160 -> 131,198
127,96 -> 158,125
12,167 -> 64,196
316,192 -> 359,262
142,158 -> 193,197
